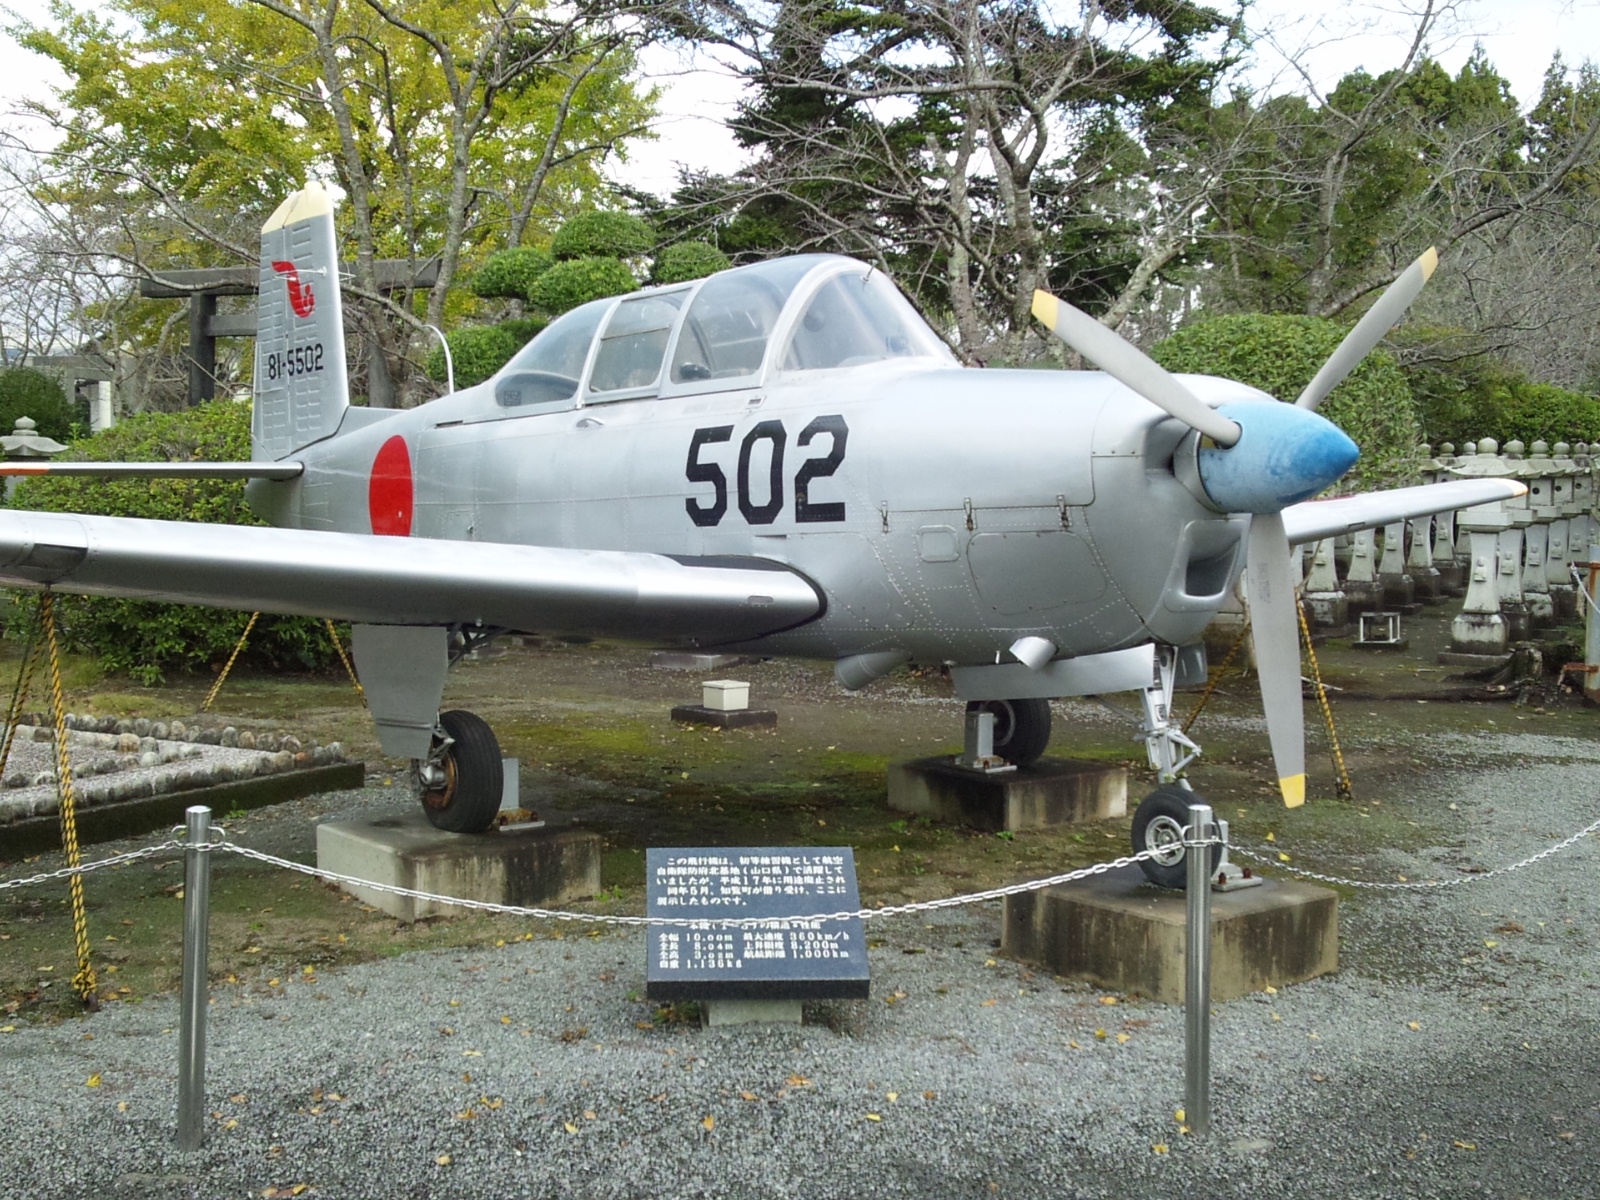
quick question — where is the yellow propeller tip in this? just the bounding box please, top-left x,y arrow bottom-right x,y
1031,290 -> 1059,328
1280,774 -> 1306,808
1418,247 -> 1439,279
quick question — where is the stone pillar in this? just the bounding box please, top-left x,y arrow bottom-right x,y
1302,537 -> 1347,629
1432,444 -> 1465,594
1343,528 -> 1384,616
1450,521 -> 1509,656
1408,514 -> 1441,601
1572,444 -> 1596,556
1521,442 -> 1557,626
1547,442 -> 1578,620
1377,520 -> 1415,608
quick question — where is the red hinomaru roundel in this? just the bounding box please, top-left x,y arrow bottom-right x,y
271,261 -> 316,318
368,436 -> 413,536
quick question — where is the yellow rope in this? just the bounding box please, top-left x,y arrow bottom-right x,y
1182,619 -> 1251,734
0,629 -> 41,780
40,592 -> 97,1007
1297,597 -> 1353,800
202,611 -> 259,712
324,620 -> 365,703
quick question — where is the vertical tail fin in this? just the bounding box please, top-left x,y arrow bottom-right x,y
253,183 -> 349,461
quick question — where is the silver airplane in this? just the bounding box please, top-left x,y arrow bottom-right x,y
0,185 -> 1523,886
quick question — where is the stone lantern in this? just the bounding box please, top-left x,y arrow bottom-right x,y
0,416 -> 66,499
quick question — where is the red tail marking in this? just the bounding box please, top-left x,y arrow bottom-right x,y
271,261 -> 316,318
368,436 -> 413,537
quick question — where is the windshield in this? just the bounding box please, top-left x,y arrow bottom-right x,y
494,298 -> 611,408
669,257 -> 818,386
782,269 -> 949,371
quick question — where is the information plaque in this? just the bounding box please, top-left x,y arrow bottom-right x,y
645,847 -> 871,1001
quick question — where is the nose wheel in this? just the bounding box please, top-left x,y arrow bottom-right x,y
413,708 -> 504,833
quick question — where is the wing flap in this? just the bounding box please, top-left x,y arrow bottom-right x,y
0,511 -> 823,645
1282,479 -> 1528,546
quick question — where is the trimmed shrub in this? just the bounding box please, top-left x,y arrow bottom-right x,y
651,240 -> 730,285
8,401 -> 336,684
550,211 -> 655,261
1152,313 -> 1422,490
470,246 -> 554,299
0,367 -> 81,442
425,323 -> 524,388
1496,380 -> 1600,447
527,256 -> 637,316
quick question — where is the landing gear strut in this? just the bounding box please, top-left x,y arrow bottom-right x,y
414,709 -> 503,833
1131,645 -> 1253,891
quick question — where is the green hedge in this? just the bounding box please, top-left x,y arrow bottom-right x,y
470,246 -> 554,299
0,367 -> 81,443
8,401 -> 337,684
527,256 -> 637,316
550,211 -> 655,261
1152,313 -> 1422,490
425,323 -> 524,388
650,240 -> 730,285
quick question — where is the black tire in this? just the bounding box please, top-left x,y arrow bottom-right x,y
415,709 -> 504,834
1131,785 -> 1222,890
965,697 -> 1052,767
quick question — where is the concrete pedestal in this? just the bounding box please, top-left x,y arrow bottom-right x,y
316,812 -> 602,922
1002,865 -> 1337,1004
670,705 -> 778,729
887,756 -> 1126,832
702,999 -> 804,1027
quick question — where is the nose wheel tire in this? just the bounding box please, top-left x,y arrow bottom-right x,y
414,709 -> 504,834
1132,785 -> 1222,890
964,697 -> 1052,767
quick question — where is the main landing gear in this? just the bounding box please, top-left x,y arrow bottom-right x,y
414,709 -> 504,833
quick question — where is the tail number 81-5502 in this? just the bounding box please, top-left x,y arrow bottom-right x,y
685,415 -> 848,528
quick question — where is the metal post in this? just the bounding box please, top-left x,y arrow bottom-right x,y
1184,802 -> 1214,1136
177,806 -> 213,1150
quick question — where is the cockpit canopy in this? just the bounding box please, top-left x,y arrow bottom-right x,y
492,255 -> 955,411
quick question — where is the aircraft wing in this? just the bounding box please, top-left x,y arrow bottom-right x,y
1282,479 -> 1528,546
0,511 -> 823,644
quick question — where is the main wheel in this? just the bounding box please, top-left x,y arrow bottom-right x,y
1131,785 -> 1222,890
965,697 -> 1052,767
415,709 -> 504,834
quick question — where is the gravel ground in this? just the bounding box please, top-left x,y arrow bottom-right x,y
5,741 -> 1600,1200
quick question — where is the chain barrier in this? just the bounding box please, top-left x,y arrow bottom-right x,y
1297,596 -> 1354,799
40,592 -> 97,1005
0,630 -> 41,781
1182,619 -> 1249,734
214,839 -> 1191,928
0,841 -> 186,891
323,620 -> 366,704
1233,813 -> 1600,889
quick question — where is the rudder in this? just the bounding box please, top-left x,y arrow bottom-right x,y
253,183 -> 349,461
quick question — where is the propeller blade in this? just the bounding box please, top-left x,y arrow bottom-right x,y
1032,291 -> 1241,447
1295,248 -> 1439,412
1245,511 -> 1306,807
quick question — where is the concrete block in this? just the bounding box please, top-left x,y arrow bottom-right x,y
670,705 -> 777,729
316,812 -> 601,922
650,652 -> 743,671
887,757 -> 1126,832
701,999 -> 804,1027
701,680 -> 750,711
1002,865 -> 1337,1004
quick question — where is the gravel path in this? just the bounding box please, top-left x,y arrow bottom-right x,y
5,741 -> 1600,1200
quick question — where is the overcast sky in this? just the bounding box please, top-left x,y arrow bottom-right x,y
1,0 -> 1595,197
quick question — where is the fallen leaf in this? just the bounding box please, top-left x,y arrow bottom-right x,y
1407,1021 -> 1421,1031
1098,996 -> 1118,1006
701,1116 -> 715,1132
563,1122 -> 579,1134
1278,852 -> 1291,863
1067,1040 -> 1082,1050
1152,1143 -> 1169,1154
923,1090 -> 937,1100
1263,985 -> 1277,996
1115,1032 -> 1131,1044
583,1110 -> 596,1120
1265,832 -> 1275,843
1094,1028 -> 1107,1040
462,1050 -> 483,1058
885,1092 -> 899,1103
981,999 -> 998,1008
435,1154 -> 452,1166
1174,1108 -> 1185,1123
739,1091 -> 759,1102
85,1074 -> 102,1088
1484,939 -> 1499,949
865,1113 -> 882,1122
786,1075 -> 812,1088
1453,1140 -> 1476,1151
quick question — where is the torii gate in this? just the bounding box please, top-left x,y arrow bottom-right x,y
139,258 -> 440,406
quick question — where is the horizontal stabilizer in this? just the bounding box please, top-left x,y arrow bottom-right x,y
0,510 -> 823,645
0,462 -> 303,479
1283,479 -> 1528,546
